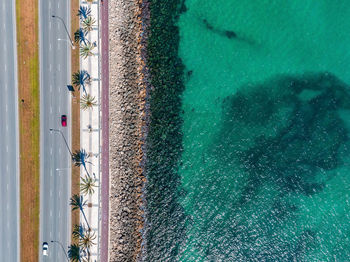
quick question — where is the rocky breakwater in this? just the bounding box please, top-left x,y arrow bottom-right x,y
108,0 -> 148,261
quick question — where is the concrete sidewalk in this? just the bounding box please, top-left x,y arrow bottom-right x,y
79,0 -> 101,261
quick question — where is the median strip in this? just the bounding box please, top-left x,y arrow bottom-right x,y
16,0 -> 40,260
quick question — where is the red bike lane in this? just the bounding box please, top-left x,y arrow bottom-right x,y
100,0 -> 109,261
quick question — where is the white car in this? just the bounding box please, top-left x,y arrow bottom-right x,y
42,242 -> 49,256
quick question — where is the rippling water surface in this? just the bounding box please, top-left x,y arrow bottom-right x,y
174,1 -> 350,261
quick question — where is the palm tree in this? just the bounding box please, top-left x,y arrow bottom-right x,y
72,149 -> 91,178
80,175 -> 97,196
77,6 -> 91,21
80,229 -> 96,250
72,70 -> 90,95
74,28 -> 88,45
80,43 -> 95,59
72,224 -> 85,240
70,194 -> 90,230
68,243 -> 81,262
82,16 -> 96,33
80,230 -> 96,261
80,94 -> 97,111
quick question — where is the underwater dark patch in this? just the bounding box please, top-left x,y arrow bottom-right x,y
219,72 -> 350,202
189,72 -> 350,260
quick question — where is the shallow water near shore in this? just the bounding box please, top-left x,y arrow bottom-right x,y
175,0 -> 350,261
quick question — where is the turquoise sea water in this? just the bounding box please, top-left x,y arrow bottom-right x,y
175,1 -> 350,261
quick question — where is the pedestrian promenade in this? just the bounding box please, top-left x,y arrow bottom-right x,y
79,0 -> 101,260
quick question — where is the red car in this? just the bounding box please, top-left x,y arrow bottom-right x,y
61,115 -> 67,127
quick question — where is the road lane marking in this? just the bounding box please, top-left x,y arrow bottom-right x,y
50,190 -> 52,197
50,211 -> 52,217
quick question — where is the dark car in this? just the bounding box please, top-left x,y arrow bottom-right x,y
61,115 -> 67,127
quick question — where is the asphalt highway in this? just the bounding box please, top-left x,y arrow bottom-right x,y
0,0 -> 19,261
39,0 -> 72,261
